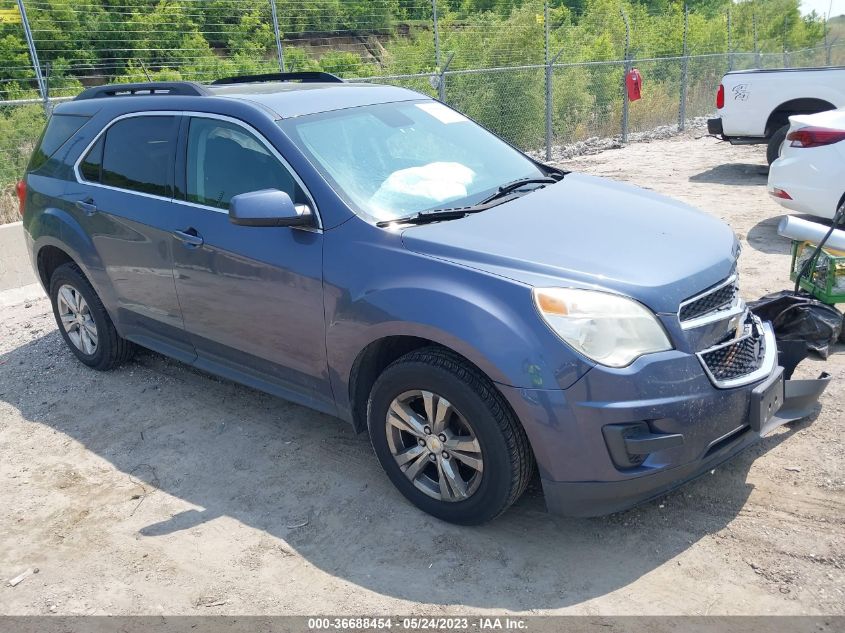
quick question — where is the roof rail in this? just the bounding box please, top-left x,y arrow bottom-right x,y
211,71 -> 344,86
74,81 -> 209,101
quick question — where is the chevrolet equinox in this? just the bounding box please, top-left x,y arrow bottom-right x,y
19,72 -> 829,524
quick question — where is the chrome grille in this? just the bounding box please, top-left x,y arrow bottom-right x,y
697,315 -> 774,388
679,280 -> 738,322
700,331 -> 764,381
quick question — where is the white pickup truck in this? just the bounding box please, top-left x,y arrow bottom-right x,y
708,66 -> 845,164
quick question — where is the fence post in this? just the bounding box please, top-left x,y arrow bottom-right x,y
15,0 -> 49,114
544,3 -> 565,162
782,16 -> 789,67
546,48 -> 565,162
753,12 -> 761,67
679,5 -> 689,132
438,52 -> 454,103
544,1 -> 551,161
268,0 -> 285,72
621,7 -> 631,144
824,15 -> 832,66
726,7 -> 734,71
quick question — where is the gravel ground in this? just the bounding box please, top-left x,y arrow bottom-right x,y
0,132 -> 843,616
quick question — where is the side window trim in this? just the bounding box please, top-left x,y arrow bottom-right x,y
177,112 -> 322,229
73,111 -> 181,203
174,115 -> 189,202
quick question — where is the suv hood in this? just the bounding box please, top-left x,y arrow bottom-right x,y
400,173 -> 739,314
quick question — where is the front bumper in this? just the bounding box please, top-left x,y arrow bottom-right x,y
498,337 -> 830,518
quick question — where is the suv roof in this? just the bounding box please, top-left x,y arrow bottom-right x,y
68,73 -> 423,119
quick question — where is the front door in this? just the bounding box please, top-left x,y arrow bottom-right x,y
170,115 -> 331,412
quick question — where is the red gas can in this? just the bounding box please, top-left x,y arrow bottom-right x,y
626,68 -> 642,102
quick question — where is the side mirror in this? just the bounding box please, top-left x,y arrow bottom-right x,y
229,189 -> 313,227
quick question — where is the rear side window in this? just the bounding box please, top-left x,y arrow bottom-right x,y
79,136 -> 103,182
28,114 -> 90,172
81,115 -> 178,197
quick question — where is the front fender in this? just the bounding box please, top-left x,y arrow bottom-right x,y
324,220 -> 594,421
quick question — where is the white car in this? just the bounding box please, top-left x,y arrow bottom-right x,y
768,108 -> 845,220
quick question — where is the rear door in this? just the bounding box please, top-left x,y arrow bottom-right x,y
74,113 -> 194,361
169,114 -> 330,412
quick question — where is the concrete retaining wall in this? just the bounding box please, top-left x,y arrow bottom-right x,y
0,222 -> 37,291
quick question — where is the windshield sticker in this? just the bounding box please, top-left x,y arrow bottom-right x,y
416,102 -> 469,124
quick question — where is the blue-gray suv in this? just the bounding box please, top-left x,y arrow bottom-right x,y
19,73 -> 829,524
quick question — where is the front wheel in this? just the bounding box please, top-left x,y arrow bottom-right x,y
367,347 -> 533,525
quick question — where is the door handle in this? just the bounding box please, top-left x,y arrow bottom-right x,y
172,228 -> 204,248
75,199 -> 97,216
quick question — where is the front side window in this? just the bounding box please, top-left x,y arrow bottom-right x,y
278,100 -> 544,222
186,117 -> 304,210
80,115 -> 177,197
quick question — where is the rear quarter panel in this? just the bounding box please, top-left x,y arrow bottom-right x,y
24,173 -> 119,313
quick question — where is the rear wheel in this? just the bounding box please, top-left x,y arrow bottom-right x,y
49,263 -> 135,370
767,124 -> 789,165
367,347 -> 533,525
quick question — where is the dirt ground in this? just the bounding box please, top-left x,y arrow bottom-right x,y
1,132 -> 843,616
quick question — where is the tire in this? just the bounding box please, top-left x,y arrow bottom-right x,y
49,262 -> 135,370
367,346 -> 533,525
767,124 -> 789,165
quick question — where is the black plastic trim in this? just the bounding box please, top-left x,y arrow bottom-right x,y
211,72 -> 344,85
602,423 -> 684,469
74,82 -> 209,100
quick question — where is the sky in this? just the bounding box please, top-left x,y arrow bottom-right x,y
800,0 -> 844,17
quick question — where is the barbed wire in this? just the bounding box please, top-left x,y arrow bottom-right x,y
0,0 -> 841,211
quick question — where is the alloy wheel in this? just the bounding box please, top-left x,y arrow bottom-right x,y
56,283 -> 98,355
385,390 -> 483,502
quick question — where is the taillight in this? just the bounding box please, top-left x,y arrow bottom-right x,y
716,84 -> 725,109
16,179 -> 26,217
787,126 -> 845,148
770,187 -> 792,200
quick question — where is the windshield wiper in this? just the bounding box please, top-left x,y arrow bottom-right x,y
376,174 -> 564,228
477,177 -> 559,205
376,208 -> 474,227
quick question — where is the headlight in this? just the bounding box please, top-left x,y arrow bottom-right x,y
533,288 -> 672,368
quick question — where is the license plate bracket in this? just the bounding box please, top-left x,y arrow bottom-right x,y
750,366 -> 785,435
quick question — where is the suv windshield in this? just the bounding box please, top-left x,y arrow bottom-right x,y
278,100 -> 545,222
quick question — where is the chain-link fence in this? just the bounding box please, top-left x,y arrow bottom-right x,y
0,103 -> 44,223
1,0 -> 843,221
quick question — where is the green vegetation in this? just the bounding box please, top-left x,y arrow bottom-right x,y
0,0 -> 830,221
827,14 -> 845,42
0,1 -> 826,97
